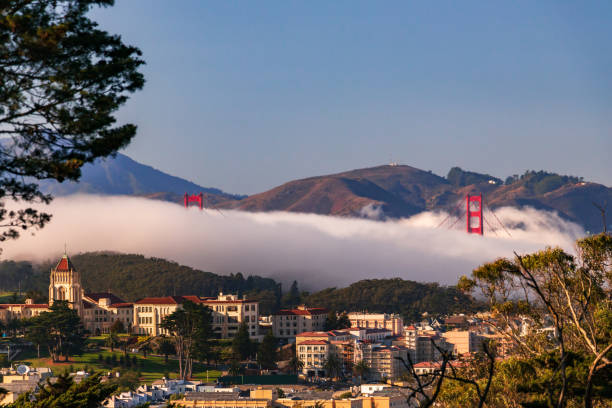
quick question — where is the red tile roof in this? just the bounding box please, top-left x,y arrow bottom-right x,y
296,331 -> 330,337
110,303 -> 133,308
135,296 -> 187,305
297,330 -> 348,338
274,307 -> 328,316
0,304 -> 48,309
298,340 -> 329,345
55,255 -> 76,272
413,362 -> 442,369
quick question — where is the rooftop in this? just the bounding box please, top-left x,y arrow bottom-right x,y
54,254 -> 76,272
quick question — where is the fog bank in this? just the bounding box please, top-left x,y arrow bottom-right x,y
1,195 -> 585,290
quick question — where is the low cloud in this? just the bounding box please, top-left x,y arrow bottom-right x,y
1,195 -> 585,290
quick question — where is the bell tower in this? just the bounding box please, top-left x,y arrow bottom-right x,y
49,253 -> 83,316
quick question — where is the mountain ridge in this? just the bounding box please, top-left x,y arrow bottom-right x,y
220,165 -> 611,232
37,153 -> 611,232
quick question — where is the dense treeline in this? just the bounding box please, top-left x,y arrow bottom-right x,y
0,254 -> 480,319
0,261 -> 40,293
303,278 -> 482,321
70,253 -> 281,303
446,167 -> 503,186
0,253 -> 280,308
504,170 -> 583,193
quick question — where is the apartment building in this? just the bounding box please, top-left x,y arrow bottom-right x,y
133,293 -> 259,339
296,331 -> 352,377
414,334 -> 452,363
347,313 -> 404,336
0,300 -> 49,322
442,330 -> 484,355
353,342 -> 410,380
271,305 -> 328,340
133,296 -> 184,336
82,293 -> 133,335
202,293 -> 259,339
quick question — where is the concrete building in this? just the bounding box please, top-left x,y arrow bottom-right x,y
271,305 -> 328,340
348,313 -> 404,336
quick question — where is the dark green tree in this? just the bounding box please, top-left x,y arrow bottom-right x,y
282,280 -> 301,308
156,338 -> 176,364
228,358 -> 243,376
160,300 -> 213,379
24,321 -> 48,358
24,290 -> 46,304
27,300 -> 86,361
323,353 -> 342,379
0,0 -> 144,244
232,322 -> 253,361
257,330 -> 278,370
324,310 -> 338,331
140,342 -> 152,359
336,312 -> 350,329
353,360 -> 370,382
6,372 -> 117,408
105,331 -> 119,352
288,354 -> 304,375
110,319 -> 124,334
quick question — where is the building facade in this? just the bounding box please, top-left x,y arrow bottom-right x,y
0,254 -> 260,340
442,330 -> 484,355
347,313 -> 404,336
133,293 -> 260,339
82,293 -> 134,335
271,305 -> 328,340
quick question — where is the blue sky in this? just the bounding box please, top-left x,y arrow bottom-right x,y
92,1 -> 612,194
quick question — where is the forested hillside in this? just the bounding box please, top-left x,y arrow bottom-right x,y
0,254 -> 480,318
303,278 -> 482,321
0,253 -> 281,311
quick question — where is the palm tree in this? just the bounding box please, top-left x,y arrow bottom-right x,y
288,355 -> 304,375
323,353 -> 342,379
353,360 -> 370,383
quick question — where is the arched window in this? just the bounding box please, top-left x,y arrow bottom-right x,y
57,286 -> 66,301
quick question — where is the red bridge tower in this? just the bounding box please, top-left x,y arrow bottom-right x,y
184,193 -> 204,210
466,194 -> 483,235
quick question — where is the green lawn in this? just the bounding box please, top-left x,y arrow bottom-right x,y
0,292 -> 24,304
16,347 -> 221,384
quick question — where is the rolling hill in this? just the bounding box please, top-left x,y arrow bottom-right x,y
37,153 -> 241,204
33,152 -> 611,232
221,165 -> 611,232
0,253 -> 480,318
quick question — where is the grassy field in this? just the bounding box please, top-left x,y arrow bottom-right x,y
15,347 -> 221,384
0,292 -> 24,304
